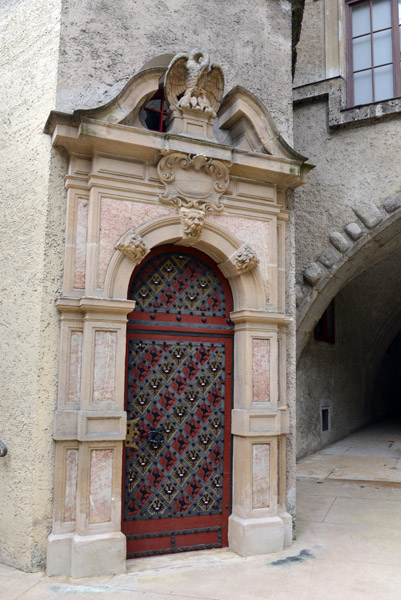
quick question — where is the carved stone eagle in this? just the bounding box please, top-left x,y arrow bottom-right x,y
164,49 -> 224,119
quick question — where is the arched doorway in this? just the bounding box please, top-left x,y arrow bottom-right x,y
122,245 -> 234,558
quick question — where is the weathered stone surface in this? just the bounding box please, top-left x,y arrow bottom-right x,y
303,262 -> 325,287
383,193 -> 401,214
344,223 -> 364,241
318,247 -> 339,269
329,232 -> 351,253
354,205 -> 383,230
295,284 -> 308,307
56,0 -> 294,142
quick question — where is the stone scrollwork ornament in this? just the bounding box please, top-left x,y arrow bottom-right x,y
115,230 -> 148,263
165,48 -> 224,118
234,245 -> 260,273
157,152 -> 230,213
180,208 -> 205,240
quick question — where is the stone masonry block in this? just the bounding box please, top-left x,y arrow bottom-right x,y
383,193 -> 401,214
318,247 -> 340,269
303,262 -> 325,287
329,231 -> 351,253
354,205 -> 383,229
344,222 -> 363,240
295,284 -> 308,307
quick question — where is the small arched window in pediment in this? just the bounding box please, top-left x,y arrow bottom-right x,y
139,87 -> 167,132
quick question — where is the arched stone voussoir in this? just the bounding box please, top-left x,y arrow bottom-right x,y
104,215 -> 266,311
296,192 -> 401,362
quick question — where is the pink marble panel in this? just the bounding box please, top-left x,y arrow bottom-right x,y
64,449 -> 78,522
252,444 -> 270,509
68,330 -> 82,404
89,449 -> 113,524
97,199 -> 173,288
252,339 -> 270,403
93,331 -> 117,404
73,197 -> 88,289
208,214 -> 271,302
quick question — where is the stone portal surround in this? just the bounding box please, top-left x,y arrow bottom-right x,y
47,213 -> 292,577
45,61 -> 308,576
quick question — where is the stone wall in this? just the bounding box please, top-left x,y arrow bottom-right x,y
297,245 -> 401,458
293,0 -> 401,455
0,0 -> 64,571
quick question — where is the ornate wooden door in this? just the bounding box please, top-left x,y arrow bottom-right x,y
123,245 -> 233,558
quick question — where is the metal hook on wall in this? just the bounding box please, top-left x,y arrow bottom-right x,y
0,440 -> 8,457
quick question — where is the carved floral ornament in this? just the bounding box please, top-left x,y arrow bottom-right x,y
115,230 -> 148,263
234,244 -> 259,273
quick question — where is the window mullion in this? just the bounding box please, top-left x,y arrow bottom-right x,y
391,0 -> 401,96
370,0 -> 376,101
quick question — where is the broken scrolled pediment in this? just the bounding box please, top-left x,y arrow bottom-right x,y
157,151 -> 230,213
115,230 -> 148,264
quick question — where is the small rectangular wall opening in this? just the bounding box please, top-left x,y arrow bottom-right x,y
321,408 -> 329,432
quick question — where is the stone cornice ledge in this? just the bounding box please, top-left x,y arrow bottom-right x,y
230,309 -> 292,327
293,76 -> 401,129
56,296 -> 135,315
49,119 -> 310,190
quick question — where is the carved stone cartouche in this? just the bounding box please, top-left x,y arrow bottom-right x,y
157,151 -> 230,213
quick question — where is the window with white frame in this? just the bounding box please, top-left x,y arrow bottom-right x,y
346,0 -> 401,105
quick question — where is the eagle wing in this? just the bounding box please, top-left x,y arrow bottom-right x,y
164,54 -> 188,111
204,64 -> 224,114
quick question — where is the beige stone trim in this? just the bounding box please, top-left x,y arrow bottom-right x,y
52,441 -> 79,534
106,215 -> 267,311
57,312 -> 83,409
75,441 -> 123,536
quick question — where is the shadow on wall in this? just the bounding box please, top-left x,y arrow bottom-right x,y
373,330 -> 401,421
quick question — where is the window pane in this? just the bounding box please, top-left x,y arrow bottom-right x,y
353,35 -> 372,70
352,2 -> 371,36
373,29 -> 393,65
372,0 -> 392,30
399,1 -> 401,24
374,64 -> 394,99
354,70 -> 373,103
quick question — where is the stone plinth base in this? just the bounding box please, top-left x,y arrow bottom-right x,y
47,533 -> 73,576
279,512 -> 293,548
228,514 -> 290,556
47,532 -> 126,578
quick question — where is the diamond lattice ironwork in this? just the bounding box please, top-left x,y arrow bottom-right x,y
124,338 -> 226,521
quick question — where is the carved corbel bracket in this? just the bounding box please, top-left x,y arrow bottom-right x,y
157,151 -> 230,213
115,230 -> 149,264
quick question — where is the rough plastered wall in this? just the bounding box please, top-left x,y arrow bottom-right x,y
0,0 -> 65,571
56,0 -> 294,142
293,99 -> 401,280
297,247 -> 401,458
285,192 -> 297,525
293,0 -> 325,87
